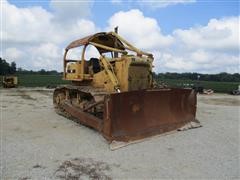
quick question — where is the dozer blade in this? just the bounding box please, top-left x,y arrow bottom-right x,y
58,88 -> 200,149
102,88 -> 200,143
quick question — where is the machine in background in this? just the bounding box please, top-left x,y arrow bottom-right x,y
2,76 -> 18,88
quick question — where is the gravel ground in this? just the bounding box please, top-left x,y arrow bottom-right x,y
0,88 -> 239,179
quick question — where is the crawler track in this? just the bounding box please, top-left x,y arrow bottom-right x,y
53,85 -> 107,128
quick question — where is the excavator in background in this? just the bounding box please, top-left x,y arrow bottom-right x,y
2,76 -> 18,88
53,30 -> 201,148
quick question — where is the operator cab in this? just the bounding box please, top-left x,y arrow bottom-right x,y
63,32 -> 153,86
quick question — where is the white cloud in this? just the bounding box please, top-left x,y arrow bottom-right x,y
2,0 -> 56,44
5,48 -> 24,60
174,17 -> 240,52
138,0 -> 196,9
30,43 -> 62,70
161,52 -> 195,71
157,51 -> 240,74
1,0 -> 96,71
3,43 -> 62,70
107,9 -> 174,50
164,16 -> 240,73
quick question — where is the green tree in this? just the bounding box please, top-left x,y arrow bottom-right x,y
0,57 -> 10,75
9,61 -> 17,74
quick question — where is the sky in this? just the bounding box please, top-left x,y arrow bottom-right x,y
1,0 -> 240,73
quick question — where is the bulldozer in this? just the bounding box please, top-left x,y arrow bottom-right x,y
53,31 -> 200,148
2,76 -> 18,88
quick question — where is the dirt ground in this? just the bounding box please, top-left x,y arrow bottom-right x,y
0,88 -> 239,179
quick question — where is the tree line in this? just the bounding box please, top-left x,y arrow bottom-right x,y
153,72 -> 240,82
17,68 -> 60,75
0,57 -> 16,75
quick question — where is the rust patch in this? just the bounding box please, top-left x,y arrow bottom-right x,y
132,104 -> 140,113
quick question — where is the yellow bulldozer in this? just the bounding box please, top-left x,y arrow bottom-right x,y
2,76 -> 18,88
53,31 -> 200,147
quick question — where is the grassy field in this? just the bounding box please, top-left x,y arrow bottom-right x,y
156,78 -> 239,93
0,74 -> 238,93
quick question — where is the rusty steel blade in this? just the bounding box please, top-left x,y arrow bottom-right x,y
102,88 -> 197,142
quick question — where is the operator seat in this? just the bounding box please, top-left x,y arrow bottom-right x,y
89,58 -> 101,73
